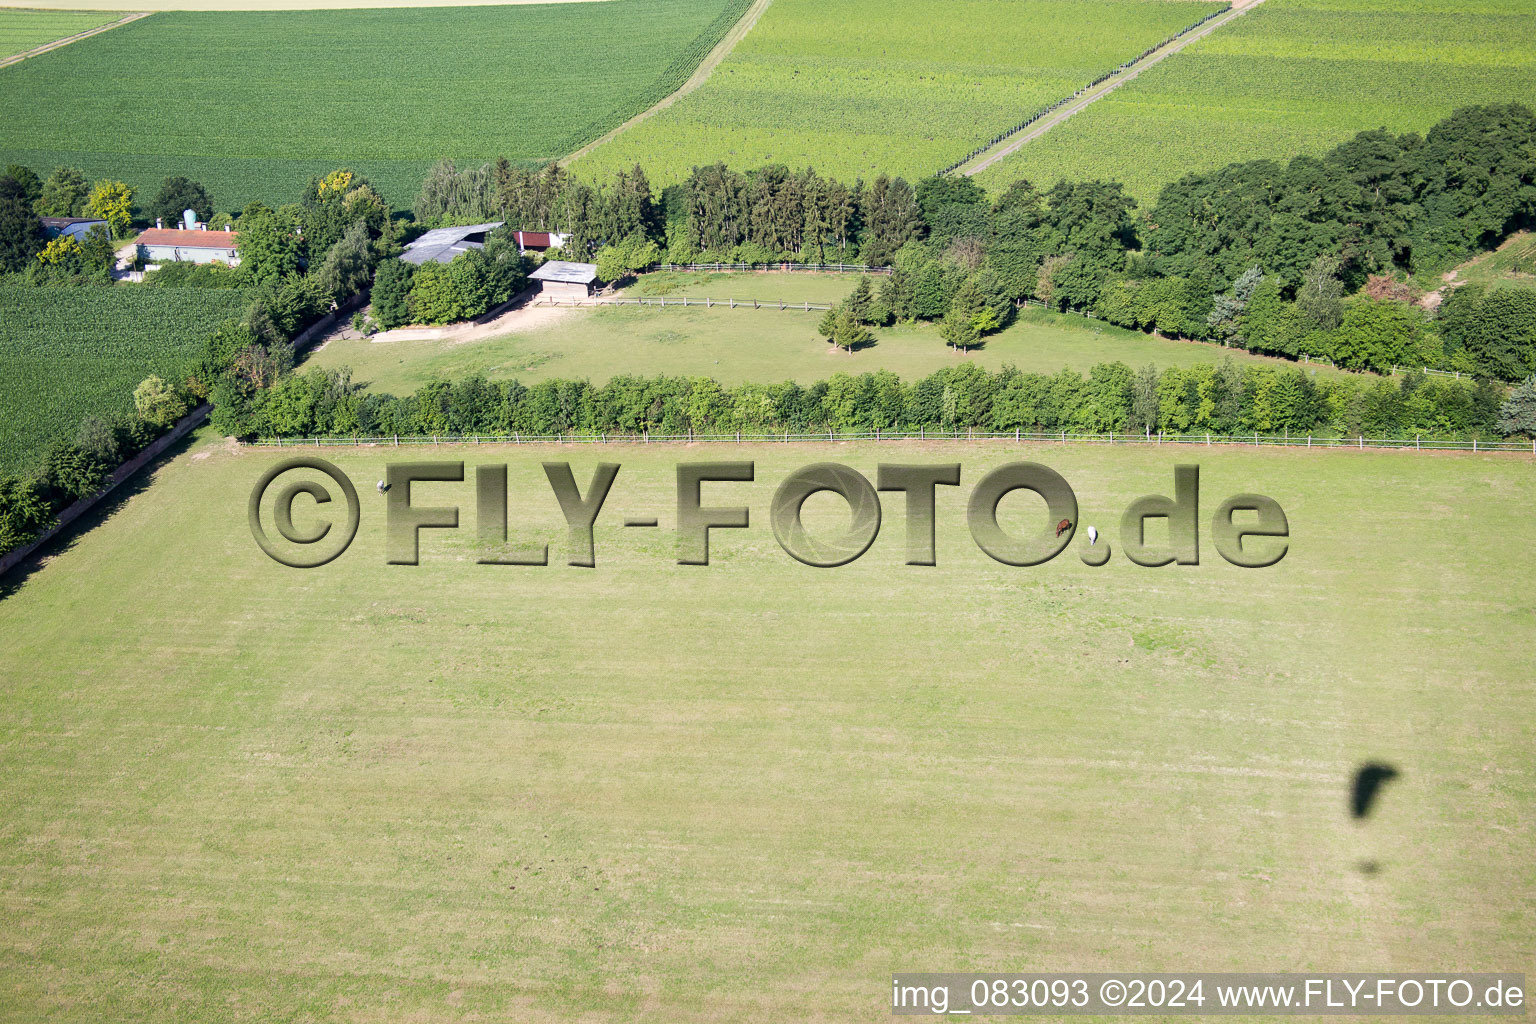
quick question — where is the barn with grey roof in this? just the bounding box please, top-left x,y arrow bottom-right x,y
400,222 -> 504,265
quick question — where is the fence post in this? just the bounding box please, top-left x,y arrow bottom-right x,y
393,435 -> 398,447
1359,436 -> 1363,449
1473,438 -> 1477,452
1416,435 -> 1420,450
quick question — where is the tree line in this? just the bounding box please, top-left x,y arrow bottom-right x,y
212,360 -> 1523,444
411,105 -> 1536,380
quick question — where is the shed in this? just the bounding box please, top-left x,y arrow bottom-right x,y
512,230 -> 567,253
529,260 -> 600,299
135,228 -> 240,265
41,217 -> 109,242
400,222 -> 504,265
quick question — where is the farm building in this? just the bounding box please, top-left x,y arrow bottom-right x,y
529,260 -> 600,299
511,230 -> 567,253
400,222 -> 504,265
41,217 -> 108,242
136,228 -> 240,265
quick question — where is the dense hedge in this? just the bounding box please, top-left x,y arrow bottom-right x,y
226,361 -> 1507,443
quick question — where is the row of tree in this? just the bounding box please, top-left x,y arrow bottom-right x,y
212,360 -> 1529,443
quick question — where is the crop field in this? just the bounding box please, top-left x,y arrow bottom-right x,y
573,0 -> 1226,187
0,434 -> 1531,1020
973,0 -> 1536,204
0,285 -> 249,474
0,0 -> 607,7
0,0 -> 752,208
307,290 -> 1339,396
0,8 -> 121,56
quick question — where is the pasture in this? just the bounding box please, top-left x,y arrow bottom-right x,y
1447,232 -> 1536,293
0,285 -> 249,474
307,293 -> 1339,396
0,8 -> 121,56
0,0 -> 751,207
0,433 -> 1531,1021
572,0 -> 1226,187
973,0 -> 1536,203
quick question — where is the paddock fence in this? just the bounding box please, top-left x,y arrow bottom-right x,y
250,430 -> 1536,454
533,295 -> 834,311
645,262 -> 891,275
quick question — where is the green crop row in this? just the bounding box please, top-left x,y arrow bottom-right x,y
573,0 -> 1226,186
0,0 -> 751,210
0,286 -> 250,474
974,0 -> 1536,202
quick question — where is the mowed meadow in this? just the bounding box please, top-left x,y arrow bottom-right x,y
0,434 -> 1532,1020
0,0 -> 752,207
306,280 -> 1347,397
974,0 -> 1536,202
573,0 -> 1226,186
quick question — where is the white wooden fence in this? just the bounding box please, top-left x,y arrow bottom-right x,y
534,295 -> 833,311
251,429 -> 1536,454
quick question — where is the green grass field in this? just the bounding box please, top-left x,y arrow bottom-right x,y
1446,232 -> 1536,293
0,285 -> 250,474
0,0 -> 750,208
0,432 -> 1531,1020
0,8 -> 121,56
573,0 -> 1225,187
973,0 -> 1536,203
308,279 -> 1343,396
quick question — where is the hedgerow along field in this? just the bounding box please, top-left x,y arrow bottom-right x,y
0,285 -> 249,473
573,0 -> 1226,187
0,8 -> 121,56
0,0 -> 753,208
973,0 -> 1536,203
0,434 -> 1531,1020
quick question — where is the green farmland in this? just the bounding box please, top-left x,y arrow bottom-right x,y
974,0 -> 1536,203
0,0 -> 751,208
0,8 -> 121,56
573,0 -> 1226,186
0,434 -> 1531,1020
0,285 -> 249,474
307,284 -> 1339,396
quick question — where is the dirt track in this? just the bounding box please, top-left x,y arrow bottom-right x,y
960,0 -> 1267,177
0,11 -> 151,68
561,0 -> 773,168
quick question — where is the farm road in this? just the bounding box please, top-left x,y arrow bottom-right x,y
561,0 -> 773,167
0,11 -> 151,68
960,0 -> 1267,176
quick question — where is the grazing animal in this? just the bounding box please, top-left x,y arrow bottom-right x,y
1087,525 -> 1098,546
1055,518 -> 1072,537
376,480 -> 390,494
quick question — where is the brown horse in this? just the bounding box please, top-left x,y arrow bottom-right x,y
1055,518 -> 1072,537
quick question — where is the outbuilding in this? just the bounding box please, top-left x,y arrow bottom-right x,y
529,260 -> 600,299
400,221 -> 504,265
41,217 -> 109,242
136,227 -> 240,265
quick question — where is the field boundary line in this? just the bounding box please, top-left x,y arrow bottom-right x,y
0,11 -> 151,69
561,0 -> 772,168
958,0 -> 1265,177
249,431 -> 1536,455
